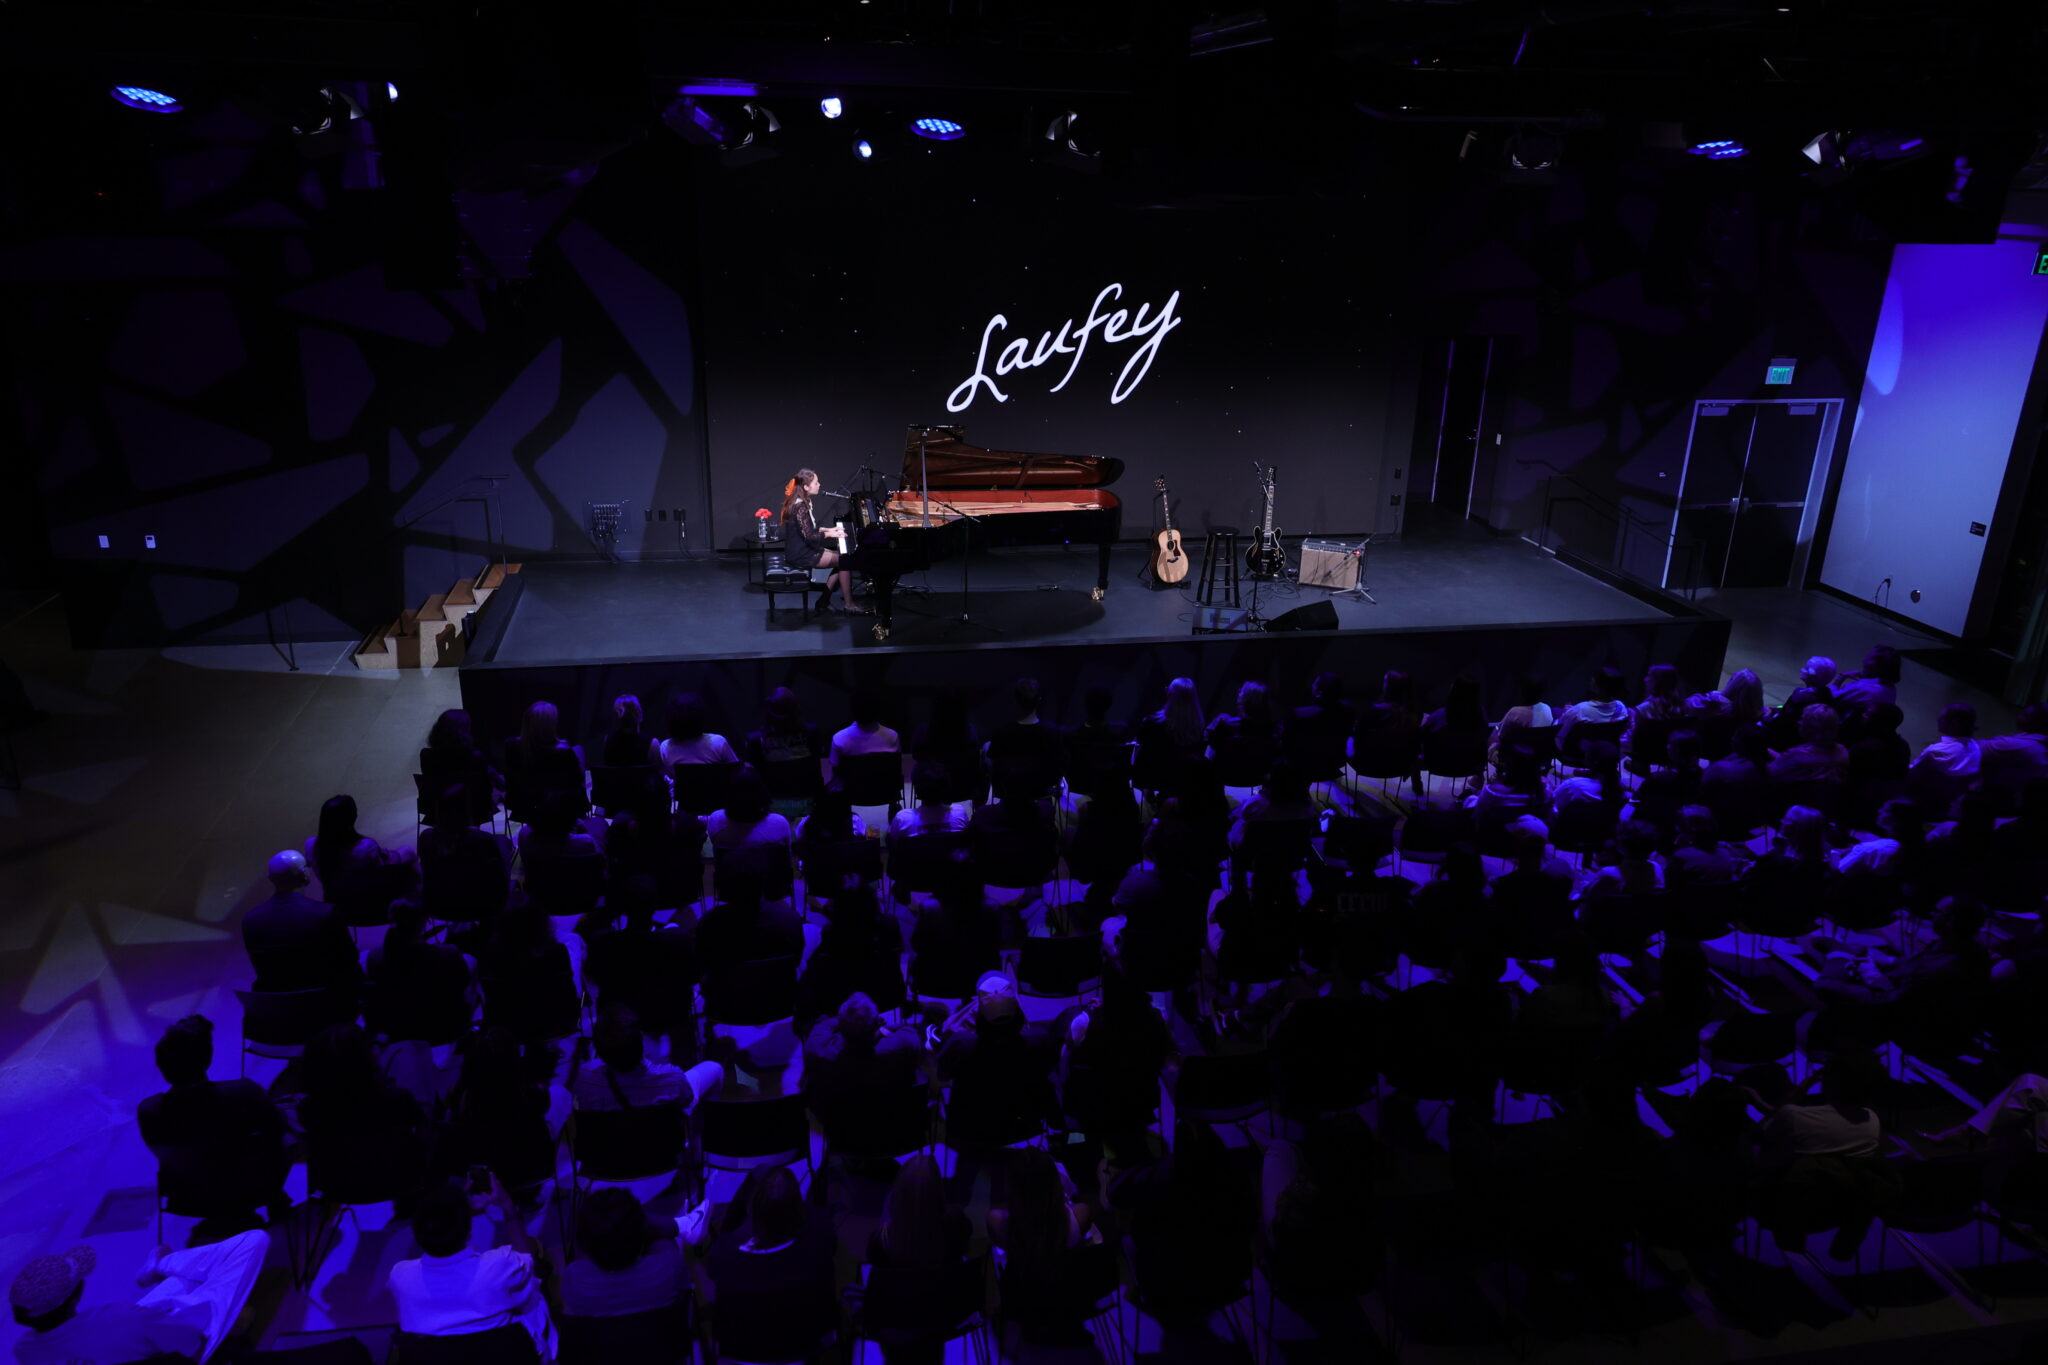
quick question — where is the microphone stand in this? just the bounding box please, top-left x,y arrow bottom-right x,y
910,424 -> 1001,633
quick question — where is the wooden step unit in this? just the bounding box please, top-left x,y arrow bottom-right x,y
353,563 -> 521,671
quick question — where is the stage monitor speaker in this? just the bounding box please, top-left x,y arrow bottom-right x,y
1267,601 -> 1339,632
1298,540 -> 1361,590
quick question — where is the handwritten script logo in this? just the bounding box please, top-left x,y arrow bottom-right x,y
946,282 -> 1183,413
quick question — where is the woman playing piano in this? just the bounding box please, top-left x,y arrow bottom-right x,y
780,469 -> 866,615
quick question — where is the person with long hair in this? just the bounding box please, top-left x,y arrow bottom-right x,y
872,1153 -> 971,1269
1134,676 -> 1206,800
600,694 -> 659,768
703,1166 -> 838,1361
303,795 -> 417,923
780,467 -> 865,613
505,699 -> 588,823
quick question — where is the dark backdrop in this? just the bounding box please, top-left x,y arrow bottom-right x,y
3,88 -> 711,647
696,159 -> 1413,548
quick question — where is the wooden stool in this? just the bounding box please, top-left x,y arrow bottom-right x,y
1198,527 -> 1241,607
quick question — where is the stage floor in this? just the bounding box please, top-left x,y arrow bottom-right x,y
482,527 -> 1675,665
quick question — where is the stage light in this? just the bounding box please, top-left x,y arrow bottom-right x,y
820,96 -> 843,120
911,117 -> 965,142
386,82 -> 399,101
854,137 -> 874,160
1036,111 -> 1103,174
110,86 -> 181,113
1688,139 -> 1749,160
1507,127 -> 1561,171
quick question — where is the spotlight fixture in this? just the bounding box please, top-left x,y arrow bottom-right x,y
1688,139 -> 1749,160
853,136 -> 874,160
386,82 -> 400,102
820,96 -> 843,120
110,86 -> 182,113
910,116 -> 965,142
290,86 -> 365,137
1506,127 -> 1561,171
1035,111 -> 1103,174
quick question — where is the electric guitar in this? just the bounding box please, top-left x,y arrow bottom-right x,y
1246,464 -> 1286,579
1149,476 -> 1189,584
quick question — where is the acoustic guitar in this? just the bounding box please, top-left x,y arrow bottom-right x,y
1149,476 -> 1189,584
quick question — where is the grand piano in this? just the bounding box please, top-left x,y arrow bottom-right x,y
846,425 -> 1124,640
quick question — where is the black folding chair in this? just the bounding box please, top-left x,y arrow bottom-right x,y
1017,934 -> 1102,1003
589,763 -> 665,816
671,761 -> 739,818
834,750 -> 908,810
235,987 -> 359,1076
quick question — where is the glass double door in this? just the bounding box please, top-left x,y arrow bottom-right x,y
1673,402 -> 1829,589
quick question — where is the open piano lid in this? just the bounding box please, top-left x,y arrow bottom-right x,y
903,425 -> 1125,490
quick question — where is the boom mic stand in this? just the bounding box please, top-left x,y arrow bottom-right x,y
910,424 -> 1001,634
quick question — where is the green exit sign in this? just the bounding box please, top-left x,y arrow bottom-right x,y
2036,250 -> 2048,275
1765,359 -> 1796,385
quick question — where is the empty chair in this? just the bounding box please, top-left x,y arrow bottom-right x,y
235,987 -> 359,1075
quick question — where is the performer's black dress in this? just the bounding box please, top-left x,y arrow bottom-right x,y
782,501 -> 826,571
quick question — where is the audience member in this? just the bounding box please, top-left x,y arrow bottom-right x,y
1557,666 -> 1629,751
795,886 -> 904,1023
12,1231 -> 271,1365
366,897 -> 474,1044
702,1167 -> 837,1362
1833,645 -> 1902,715
243,848 -> 362,992
829,689 -> 901,771
1134,676 -> 1205,798
563,1187 -> 708,1319
1769,704 -> 1850,785
504,701 -> 587,821
388,1180 -> 555,1360
660,693 -> 739,769
801,991 -> 925,1101
572,1004 -> 722,1115
600,694 -> 659,768
1207,680 -> 1283,794
137,1015 -> 289,1227
986,677 -> 1064,798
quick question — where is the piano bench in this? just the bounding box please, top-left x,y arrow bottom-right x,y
762,559 -> 825,621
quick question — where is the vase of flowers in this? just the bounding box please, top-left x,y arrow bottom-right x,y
754,509 -> 773,541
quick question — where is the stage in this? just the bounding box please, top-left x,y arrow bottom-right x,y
457,525 -> 1728,746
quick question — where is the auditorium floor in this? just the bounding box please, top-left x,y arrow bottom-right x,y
0,581 -> 2037,1361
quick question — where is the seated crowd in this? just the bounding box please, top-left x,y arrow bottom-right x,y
44,650 -> 2048,1362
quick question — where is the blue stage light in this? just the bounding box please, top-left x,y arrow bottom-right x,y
854,137 -> 874,160
387,82 -> 400,101
111,86 -> 182,113
1688,139 -> 1749,160
820,96 -> 843,120
911,117 -> 965,142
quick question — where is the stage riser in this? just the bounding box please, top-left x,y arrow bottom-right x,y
459,614 -> 1728,768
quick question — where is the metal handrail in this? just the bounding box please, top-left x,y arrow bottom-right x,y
1540,493 -> 1704,601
